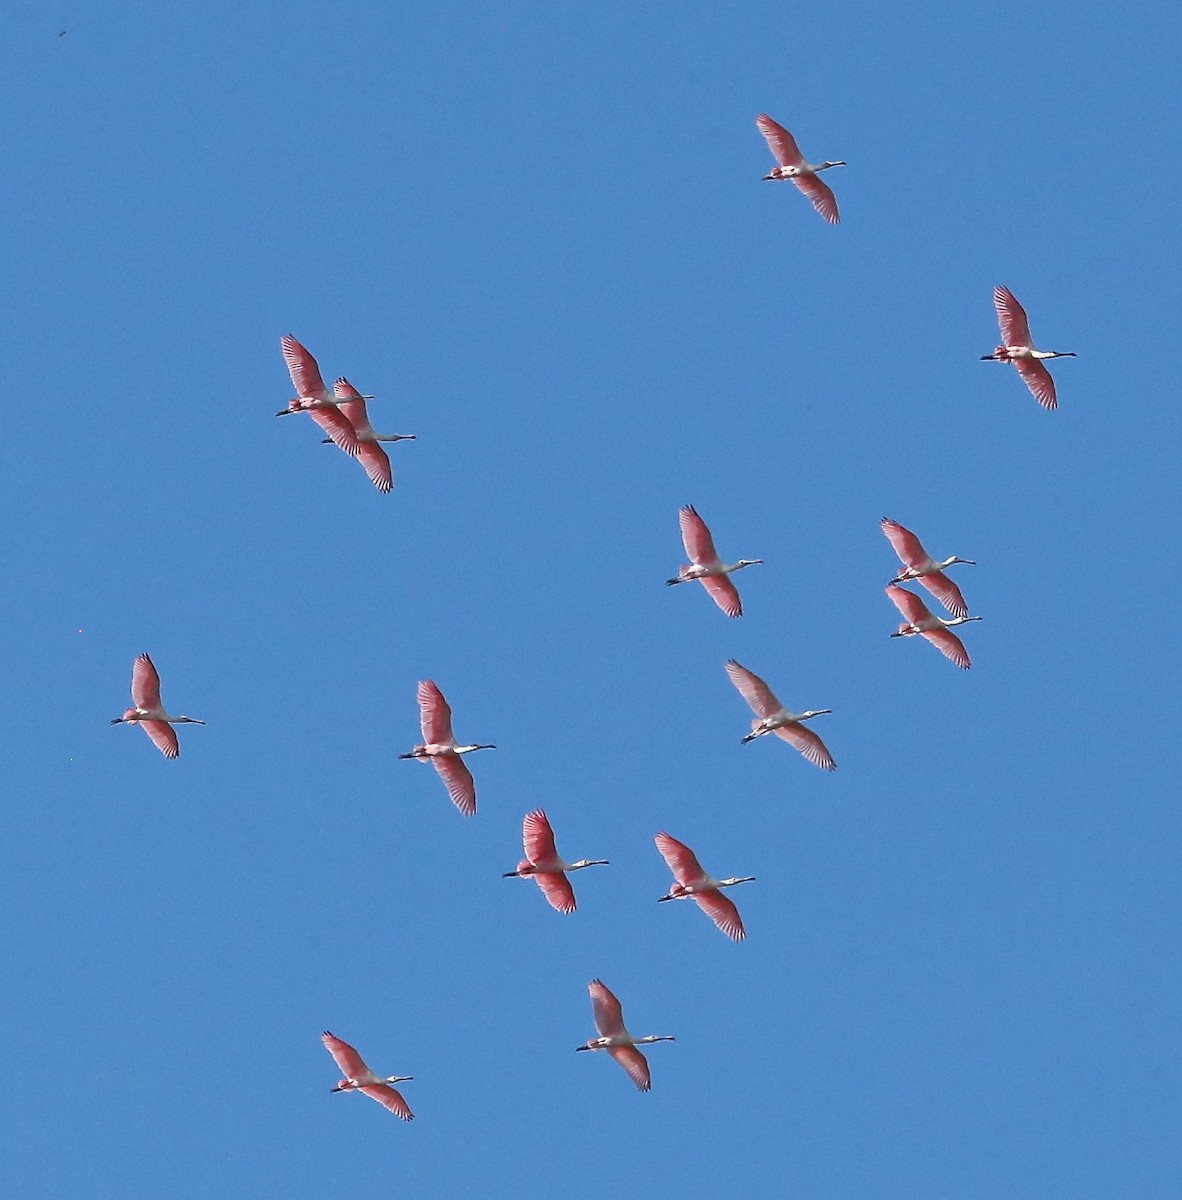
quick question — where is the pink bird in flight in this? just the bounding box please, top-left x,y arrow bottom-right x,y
756,113 -> 845,224
324,378 -> 415,494
576,979 -> 675,1092
667,504 -> 762,618
503,809 -> 609,913
275,335 -> 362,455
655,832 -> 754,942
981,286 -> 1075,410
110,653 -> 204,759
885,584 -> 981,669
880,518 -> 975,619
725,659 -> 836,770
321,1031 -> 414,1121
399,680 -> 495,816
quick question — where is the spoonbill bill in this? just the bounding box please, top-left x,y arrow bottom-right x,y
275,335 -> 360,455
724,659 -> 836,770
756,113 -> 845,224
667,504 -> 762,618
110,653 -> 204,759
576,979 -> 674,1092
885,584 -> 981,669
655,832 -> 753,942
880,517 -> 974,619
503,809 -> 609,913
323,378 -> 416,493
399,680 -> 494,816
981,286 -> 1075,410
321,1031 -> 413,1121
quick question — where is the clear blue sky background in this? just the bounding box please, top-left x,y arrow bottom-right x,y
3,2 -> 1179,1197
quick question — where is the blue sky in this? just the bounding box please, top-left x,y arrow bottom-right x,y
3,2 -> 1180,1196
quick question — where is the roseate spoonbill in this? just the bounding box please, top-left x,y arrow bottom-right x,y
880,517 -> 974,619
576,979 -> 674,1092
398,680 -> 494,816
321,1031 -> 414,1121
275,335 -> 360,455
724,659 -> 835,770
666,505 -> 762,618
110,653 -> 204,759
322,379 -> 415,494
885,584 -> 981,669
502,809 -> 609,913
981,286 -> 1075,410
654,832 -> 753,942
756,113 -> 845,224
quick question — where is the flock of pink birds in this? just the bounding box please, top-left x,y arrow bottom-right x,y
109,113 -> 1076,1114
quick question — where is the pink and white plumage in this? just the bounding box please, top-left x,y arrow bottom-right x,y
576,979 -> 675,1092
880,517 -> 974,619
276,335 -> 360,455
756,113 -> 845,224
399,680 -> 495,816
724,659 -> 836,770
329,379 -> 416,493
503,809 -> 609,913
885,584 -> 981,669
981,286 -> 1075,411
321,1031 -> 414,1121
110,653 -> 205,759
655,832 -> 753,942
666,505 -> 762,618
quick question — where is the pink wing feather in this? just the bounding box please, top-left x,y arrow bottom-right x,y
755,114 -> 804,167
654,832 -> 706,885
793,174 -> 840,224
677,505 -> 719,564
724,660 -> 781,718
281,335 -> 327,400
694,890 -> 746,942
923,628 -> 972,669
321,1031 -> 370,1080
131,653 -> 163,710
880,518 -> 928,570
588,979 -> 627,1038
359,1084 -> 414,1121
700,574 -> 742,618
993,286 -> 1033,347
431,756 -> 476,816
417,680 -> 455,744
357,442 -> 393,492
773,723 -> 836,771
885,584 -> 935,626
141,720 -> 179,759
535,872 -> 577,914
917,571 -> 969,620
523,809 -> 559,864
608,1045 -> 652,1092
1014,358 -> 1058,411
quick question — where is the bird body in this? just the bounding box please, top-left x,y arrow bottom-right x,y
276,335 -> 360,454
880,517 -> 974,619
324,379 -> 416,493
503,809 -> 608,913
655,832 -> 753,941
321,1031 -> 414,1121
667,505 -> 761,618
885,584 -> 981,669
756,113 -> 845,224
576,979 -> 674,1092
981,286 -> 1075,410
724,659 -> 836,770
399,680 -> 494,816
110,654 -> 204,759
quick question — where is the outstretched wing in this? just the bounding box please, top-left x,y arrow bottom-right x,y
321,1031 -> 370,1080
417,680 -> 454,744
755,113 -> 804,167
700,574 -> 742,618
724,660 -> 781,718
608,1045 -> 652,1092
357,442 -> 393,492
308,406 -> 360,456
588,979 -> 627,1038
694,890 -> 746,942
535,872 -> 576,914
916,570 -> 969,620
359,1084 -> 414,1121
131,653 -> 163,710
141,720 -> 179,759
923,628 -> 972,669
793,173 -> 840,224
282,335 -> 328,400
677,505 -> 719,565
654,832 -> 705,886
773,723 -> 836,771
885,584 -> 934,626
993,286 -> 1032,347
1014,358 -> 1058,411
431,755 -> 476,816
880,518 -> 928,570
523,809 -> 559,863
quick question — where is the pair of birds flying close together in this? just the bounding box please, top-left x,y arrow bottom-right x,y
503,811 -> 754,941
758,116 -> 1074,409
324,979 -> 673,1117
277,335 -> 415,492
